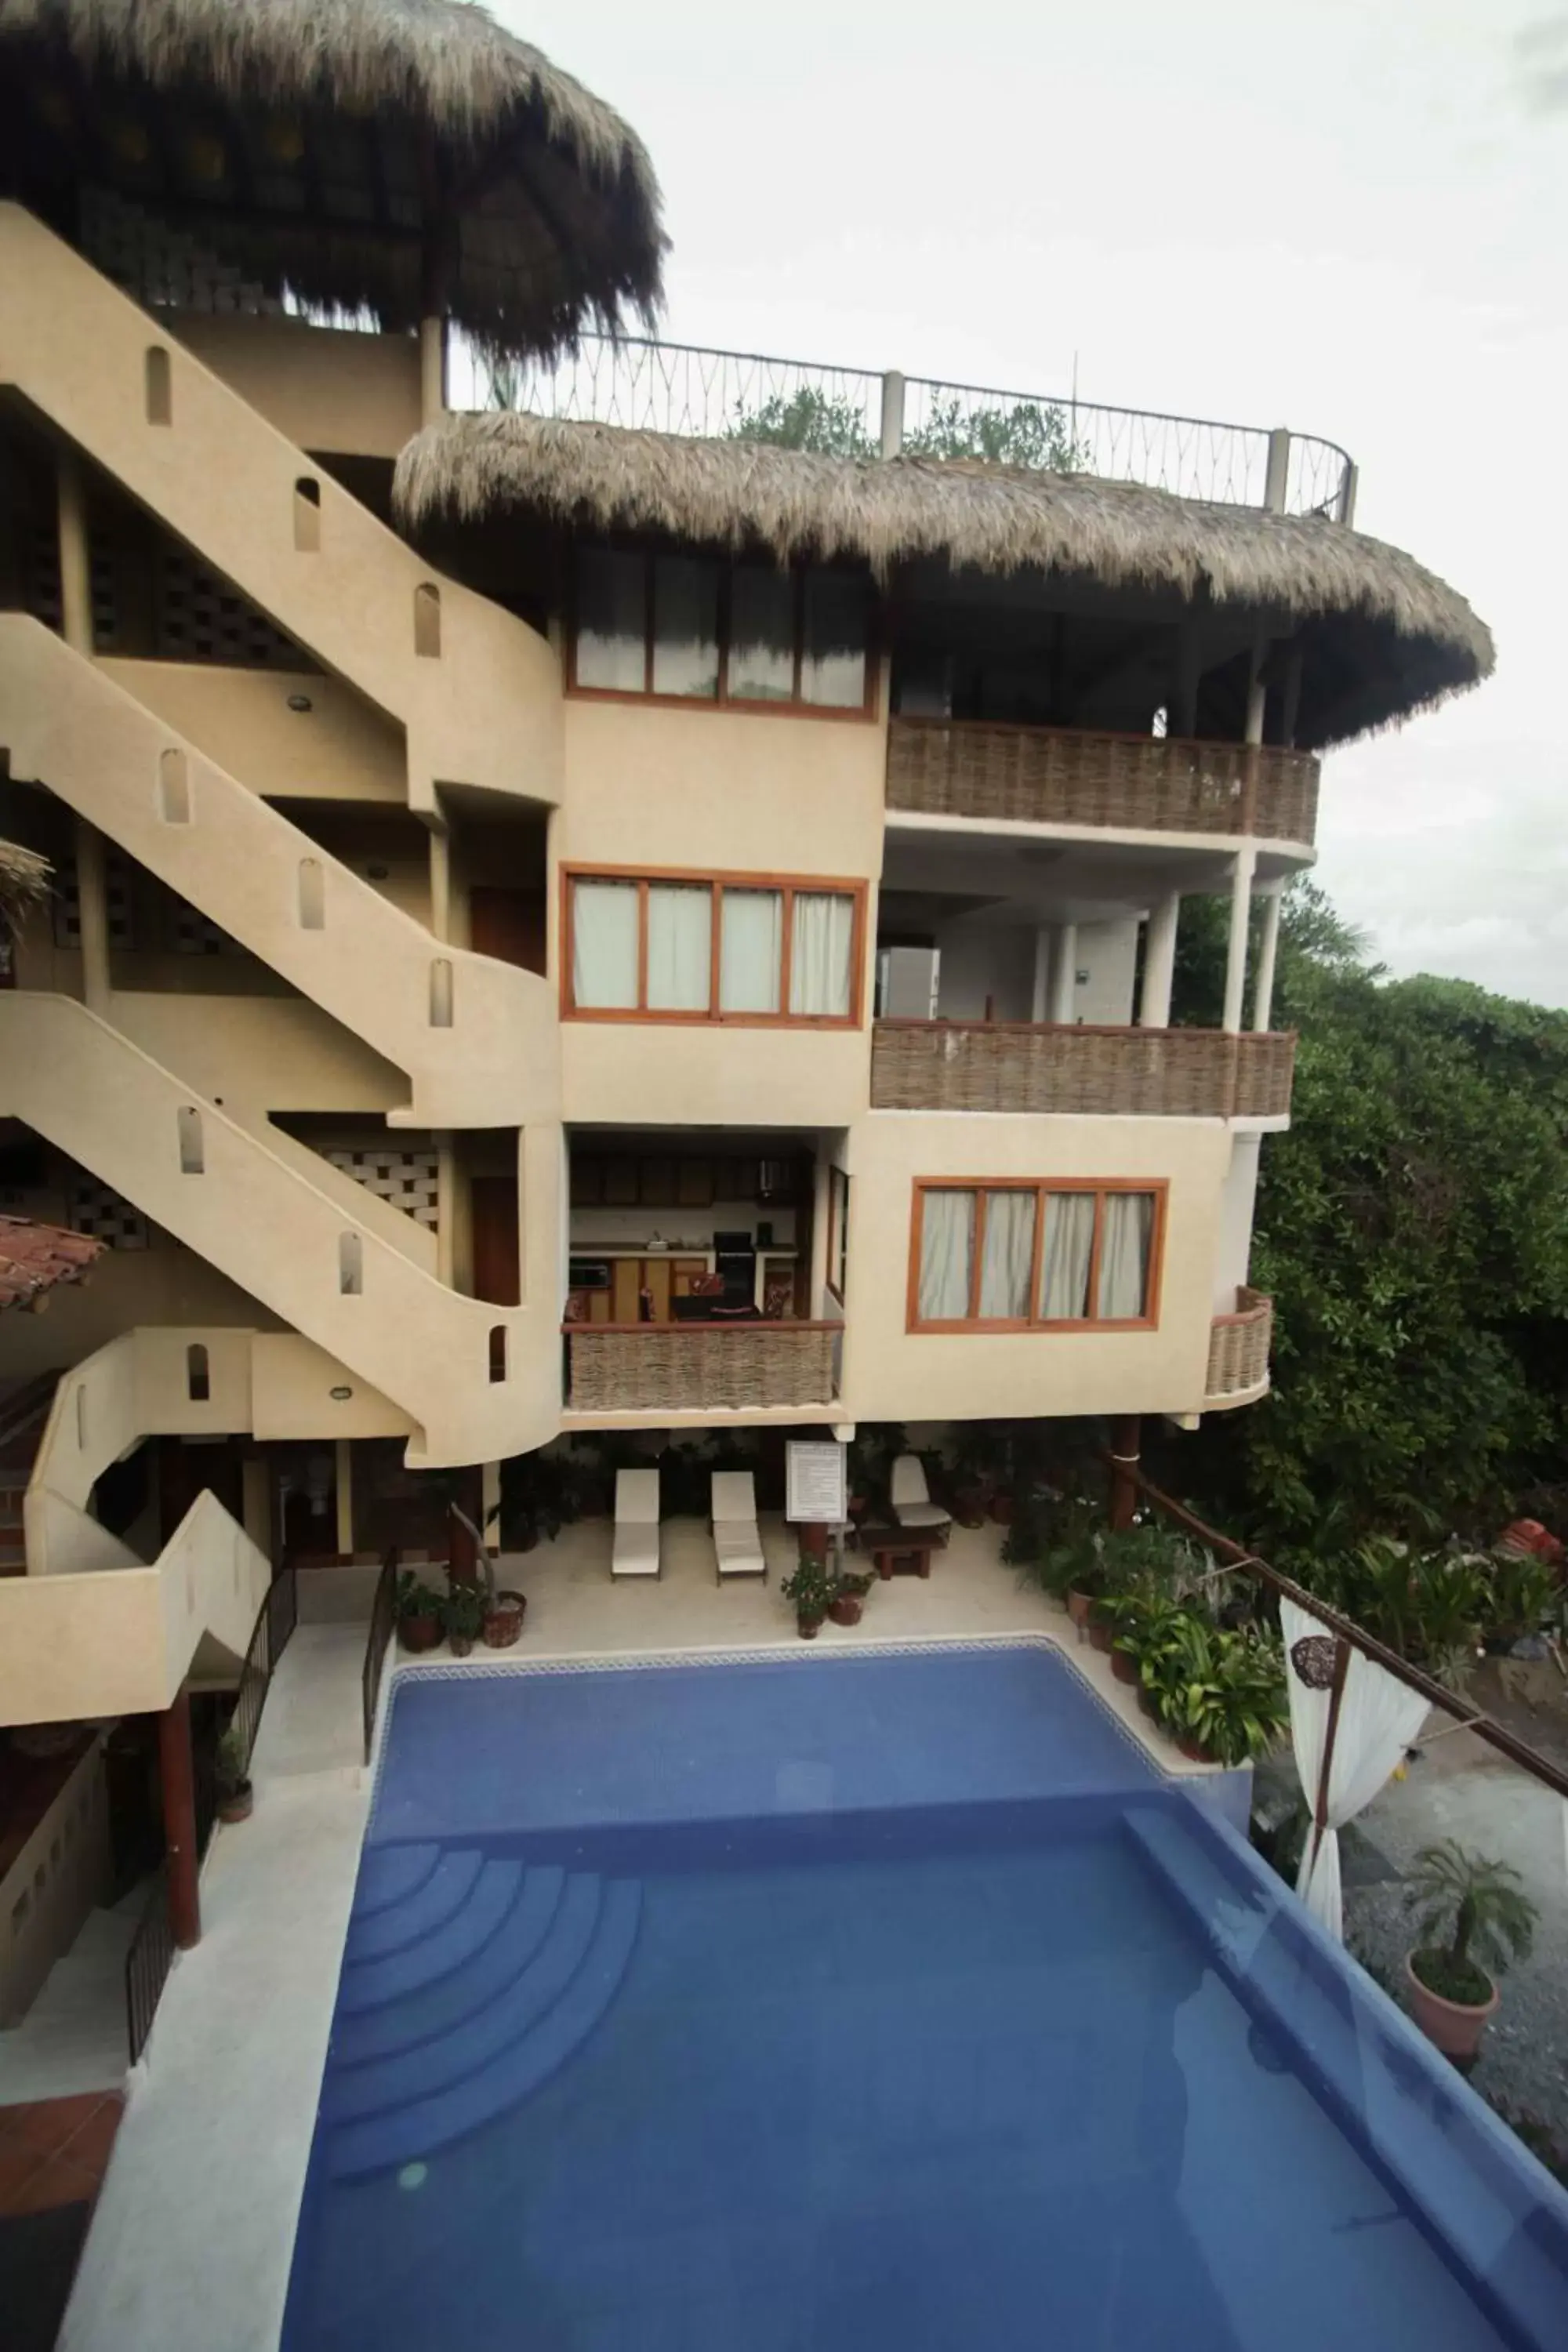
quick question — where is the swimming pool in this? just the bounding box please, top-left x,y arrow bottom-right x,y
281,1642 -> 1568,2351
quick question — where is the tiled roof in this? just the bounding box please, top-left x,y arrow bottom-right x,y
0,1215 -> 105,1312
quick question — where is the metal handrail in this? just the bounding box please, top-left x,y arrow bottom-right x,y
1128,1468 -> 1568,1804
125,1868 -> 173,2066
361,1544 -> 399,1767
227,1565 -> 299,1781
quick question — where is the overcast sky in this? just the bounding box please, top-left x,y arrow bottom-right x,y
504,0 -> 1568,1003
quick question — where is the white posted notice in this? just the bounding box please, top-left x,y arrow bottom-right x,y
786,1439 -> 847,1525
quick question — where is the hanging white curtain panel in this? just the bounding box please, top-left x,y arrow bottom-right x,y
1281,1597 -> 1430,1940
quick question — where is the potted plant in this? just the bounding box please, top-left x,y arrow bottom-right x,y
444,1577 -> 487,1660
1140,1617 -> 1287,1766
215,1723 -> 252,1824
782,1555 -> 834,1639
395,1568 -> 444,1653
828,1570 -> 873,1628
1403,1839 -> 1538,2064
469,1545 -> 526,1648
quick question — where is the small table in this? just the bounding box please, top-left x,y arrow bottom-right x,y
855,1523 -> 945,1581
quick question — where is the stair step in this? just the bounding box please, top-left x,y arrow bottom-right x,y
343,1849 -> 484,1964
354,1843 -> 440,1922
337,1859 -> 522,2020
332,1864 -> 566,2062
326,1878 -> 641,2178
326,1871 -> 602,2125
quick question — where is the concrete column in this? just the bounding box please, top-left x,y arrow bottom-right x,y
1049,924 -> 1078,1025
74,818 -> 111,1014
879,371 -> 905,459
1030,927 -> 1052,1022
1280,648 -> 1305,750
481,1459 -> 502,1552
419,316 -> 447,428
808,1150 -> 832,1313
1223,849 -> 1258,1033
158,1690 -> 200,1950
56,450 -> 93,654
1251,885 -> 1284,1032
1263,426 -> 1290,514
333,1438 -> 354,1556
1138,893 -> 1180,1028
428,828 -> 451,944
436,1133 -> 457,1288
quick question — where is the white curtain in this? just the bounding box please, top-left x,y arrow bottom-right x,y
646,884 -> 712,1011
789,891 -> 855,1017
1098,1191 -> 1155,1319
1039,1191 -> 1095,1319
571,879 -> 639,1008
978,1191 -> 1035,1317
1281,1597 -> 1430,1940
719,888 -> 783,1012
918,1189 -> 975,1321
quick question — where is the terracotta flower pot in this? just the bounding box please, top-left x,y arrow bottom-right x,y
797,1613 -> 824,1640
1405,1953 -> 1498,2063
827,1595 -> 862,1627
397,1613 -> 442,1654
1111,1648 -> 1139,1686
1175,1733 -> 1212,1763
1087,1612 -> 1115,1654
218,1782 -> 253,1825
449,1632 -> 474,1660
953,1489 -> 987,1530
1066,1587 -> 1097,1630
482,1591 -> 527,1649
989,1493 -> 1014,1526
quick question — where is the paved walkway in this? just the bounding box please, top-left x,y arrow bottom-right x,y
60,1624 -> 368,2352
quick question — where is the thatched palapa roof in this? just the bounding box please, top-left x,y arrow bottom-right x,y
394,414 -> 1494,747
0,0 -> 665,358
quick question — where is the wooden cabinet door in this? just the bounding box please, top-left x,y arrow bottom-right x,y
670,1257 -> 708,1298
573,1154 -> 605,1207
611,1261 -> 641,1323
641,1259 -> 673,1323
589,1289 -> 612,1324
675,1158 -> 713,1207
639,1156 -> 677,1207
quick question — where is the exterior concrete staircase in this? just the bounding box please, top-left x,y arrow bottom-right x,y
0,996 -> 540,1466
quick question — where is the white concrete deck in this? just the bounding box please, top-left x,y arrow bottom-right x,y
0,1886 -> 143,2104
56,1519 -> 1219,2352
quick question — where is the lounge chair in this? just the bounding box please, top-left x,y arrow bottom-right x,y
890,1454 -> 952,1542
711,1472 -> 766,1584
612,1468 -> 662,1578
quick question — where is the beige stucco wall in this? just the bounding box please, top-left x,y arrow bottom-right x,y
168,313 -> 422,458
837,1112 -> 1228,1424
557,700 -> 885,1128
98,658 -> 405,804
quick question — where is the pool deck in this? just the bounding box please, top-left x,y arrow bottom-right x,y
57,1519 -> 1222,2352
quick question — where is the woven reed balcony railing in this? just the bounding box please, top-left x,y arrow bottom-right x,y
564,1322 -> 838,1414
1205,1288 -> 1273,1404
871,1022 -> 1296,1119
886,717 -> 1320,845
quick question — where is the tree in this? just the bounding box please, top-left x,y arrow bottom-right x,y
725,387 -> 875,457
725,386 -> 1088,470
1171,884 -> 1568,1548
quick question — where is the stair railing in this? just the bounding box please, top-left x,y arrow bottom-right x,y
361,1544 -> 401,1766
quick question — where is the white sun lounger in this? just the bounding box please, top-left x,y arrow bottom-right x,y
711,1472 -> 766,1583
612,1468 -> 662,1578
891,1454 -> 952,1541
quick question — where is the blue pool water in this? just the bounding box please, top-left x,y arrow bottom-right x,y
282,1645 -> 1568,2351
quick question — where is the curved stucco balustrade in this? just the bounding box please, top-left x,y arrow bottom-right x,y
0,201 -> 562,818
0,997 -> 563,1468
0,619 -> 558,1127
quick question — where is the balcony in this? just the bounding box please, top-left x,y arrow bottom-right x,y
885,718 -> 1319,846
871,1023 -> 1295,1120
1205,1287 -> 1273,1407
563,1323 -> 838,1415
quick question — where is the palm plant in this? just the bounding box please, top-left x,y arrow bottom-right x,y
1406,1840 -> 1537,2008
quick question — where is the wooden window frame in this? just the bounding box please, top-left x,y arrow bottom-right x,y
561,863 -> 868,1029
566,543 -> 880,724
906,1178 -> 1168,1334
826,1166 -> 851,1305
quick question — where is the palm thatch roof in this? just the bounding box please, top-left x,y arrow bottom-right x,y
0,840 -> 49,933
0,1215 -> 104,1311
394,414 -> 1494,746
0,0 -> 664,358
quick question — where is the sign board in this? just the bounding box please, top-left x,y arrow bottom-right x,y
786,1439 -> 847,1526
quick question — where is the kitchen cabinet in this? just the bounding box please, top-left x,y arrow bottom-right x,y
603,1159 -> 639,1207
639,1156 -> 677,1207
611,1260 -> 641,1323
676,1160 -> 713,1207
